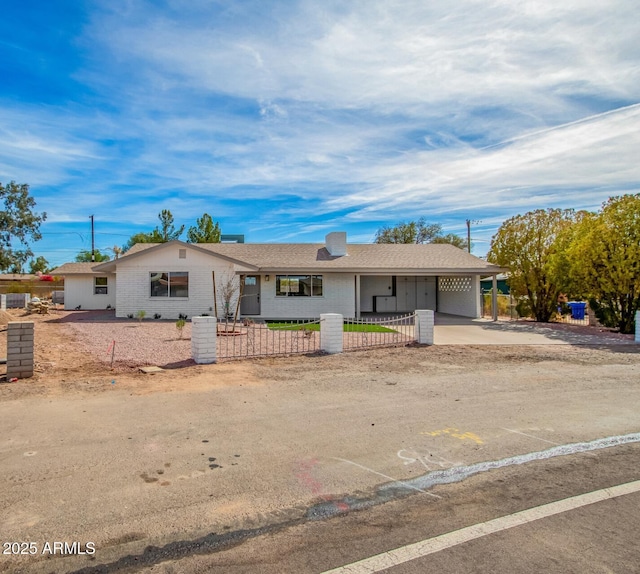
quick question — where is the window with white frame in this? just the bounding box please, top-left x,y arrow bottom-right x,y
276,275 -> 323,297
150,272 -> 189,298
94,277 -> 108,295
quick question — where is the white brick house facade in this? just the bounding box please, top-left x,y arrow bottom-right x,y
53,233 -> 503,320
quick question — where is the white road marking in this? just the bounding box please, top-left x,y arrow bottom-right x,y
321,479 -> 640,574
331,458 -> 441,499
501,427 -> 560,445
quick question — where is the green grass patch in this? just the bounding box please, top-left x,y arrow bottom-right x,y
266,321 -> 397,333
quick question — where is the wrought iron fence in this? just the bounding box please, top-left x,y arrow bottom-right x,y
217,318 -> 322,360
482,294 -> 593,326
343,313 -> 415,351
482,293 -> 518,320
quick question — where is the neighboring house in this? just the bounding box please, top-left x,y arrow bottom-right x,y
480,273 -> 510,294
48,262 -> 116,310
0,273 -> 38,283
51,232 -> 504,320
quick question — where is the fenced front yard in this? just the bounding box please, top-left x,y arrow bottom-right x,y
61,311 -> 427,368
210,312 -> 419,361
55,307 -> 637,370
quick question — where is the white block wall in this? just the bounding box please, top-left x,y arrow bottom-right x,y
437,275 -> 481,318
192,316 -> 217,364
258,273 -> 355,319
320,313 -> 343,354
115,246 -> 239,320
63,274 -> 117,310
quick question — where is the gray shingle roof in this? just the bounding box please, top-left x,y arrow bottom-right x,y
49,262 -> 105,275
92,241 -> 503,274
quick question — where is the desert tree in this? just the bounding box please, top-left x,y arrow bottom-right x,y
488,208 -> 578,322
0,181 -> 47,272
186,213 -> 221,243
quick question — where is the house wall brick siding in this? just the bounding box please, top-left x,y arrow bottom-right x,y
437,275 -> 481,318
64,274 -> 116,310
258,273 -> 355,319
115,246 -> 237,320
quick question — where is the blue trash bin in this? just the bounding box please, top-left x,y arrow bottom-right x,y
567,301 -> 586,320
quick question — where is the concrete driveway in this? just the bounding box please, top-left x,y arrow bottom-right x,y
433,313 -> 636,345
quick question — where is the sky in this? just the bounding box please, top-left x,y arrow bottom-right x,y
1,0 -> 639,268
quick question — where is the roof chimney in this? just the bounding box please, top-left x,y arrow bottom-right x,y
325,232 -> 347,256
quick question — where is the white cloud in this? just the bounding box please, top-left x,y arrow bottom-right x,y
2,0 -> 639,261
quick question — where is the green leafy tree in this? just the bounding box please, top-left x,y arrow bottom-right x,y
431,233 -> 469,250
0,181 -> 47,272
186,213 -> 221,243
374,218 -> 466,248
488,208 -> 578,322
124,209 -> 184,251
156,209 -> 184,242
563,194 -> 640,334
75,249 -> 110,262
29,256 -> 50,274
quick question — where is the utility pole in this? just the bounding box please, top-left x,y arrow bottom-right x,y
466,219 -> 481,253
90,215 -> 95,262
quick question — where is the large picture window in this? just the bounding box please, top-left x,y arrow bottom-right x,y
276,275 -> 323,297
94,277 -> 108,295
150,272 -> 189,298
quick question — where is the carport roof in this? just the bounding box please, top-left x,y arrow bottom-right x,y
92,240 -> 505,275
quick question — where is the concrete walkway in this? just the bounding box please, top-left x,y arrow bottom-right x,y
433,314 -> 636,346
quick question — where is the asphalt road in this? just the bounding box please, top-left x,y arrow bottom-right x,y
1,344 -> 639,573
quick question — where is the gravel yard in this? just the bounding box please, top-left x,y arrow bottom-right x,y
62,312 -> 414,365
0,308 -> 636,396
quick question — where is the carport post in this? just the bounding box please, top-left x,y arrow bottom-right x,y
635,311 -> 640,343
492,274 -> 498,321
414,309 -> 434,345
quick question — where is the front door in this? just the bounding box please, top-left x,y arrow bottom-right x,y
240,275 -> 261,315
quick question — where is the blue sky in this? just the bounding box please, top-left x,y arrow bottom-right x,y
1,0 -> 639,267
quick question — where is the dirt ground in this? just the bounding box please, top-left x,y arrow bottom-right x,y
0,308 -> 638,403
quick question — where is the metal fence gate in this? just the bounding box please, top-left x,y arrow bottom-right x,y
217,319 -> 322,360
343,313 -> 416,351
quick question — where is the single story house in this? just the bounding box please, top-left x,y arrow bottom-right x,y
51,232 -> 505,320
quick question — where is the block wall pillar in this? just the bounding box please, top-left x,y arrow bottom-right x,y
320,313 -> 343,354
415,309 -> 435,345
191,316 -> 217,364
7,321 -> 34,379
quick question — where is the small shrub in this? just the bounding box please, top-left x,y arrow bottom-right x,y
136,310 -> 146,323
176,318 -> 186,339
154,313 -> 162,320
